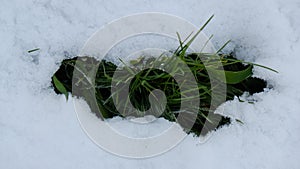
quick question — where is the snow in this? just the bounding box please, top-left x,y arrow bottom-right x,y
0,0 -> 300,168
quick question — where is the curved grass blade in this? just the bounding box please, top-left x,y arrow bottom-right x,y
53,75 -> 69,100
225,58 -> 279,73
212,65 -> 253,84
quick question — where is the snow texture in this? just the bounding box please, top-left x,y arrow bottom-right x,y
0,0 -> 300,168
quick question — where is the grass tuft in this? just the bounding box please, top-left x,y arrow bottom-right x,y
51,16 -> 276,136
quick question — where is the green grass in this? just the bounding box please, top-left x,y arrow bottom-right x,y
51,15 -> 276,136
52,52 -> 274,136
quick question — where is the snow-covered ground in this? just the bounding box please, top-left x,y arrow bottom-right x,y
1,0 -> 300,168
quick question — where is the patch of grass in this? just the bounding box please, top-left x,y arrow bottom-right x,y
52,51 -> 274,136
51,16 -> 276,136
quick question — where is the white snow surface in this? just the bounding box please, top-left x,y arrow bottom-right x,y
1,0 -> 300,168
